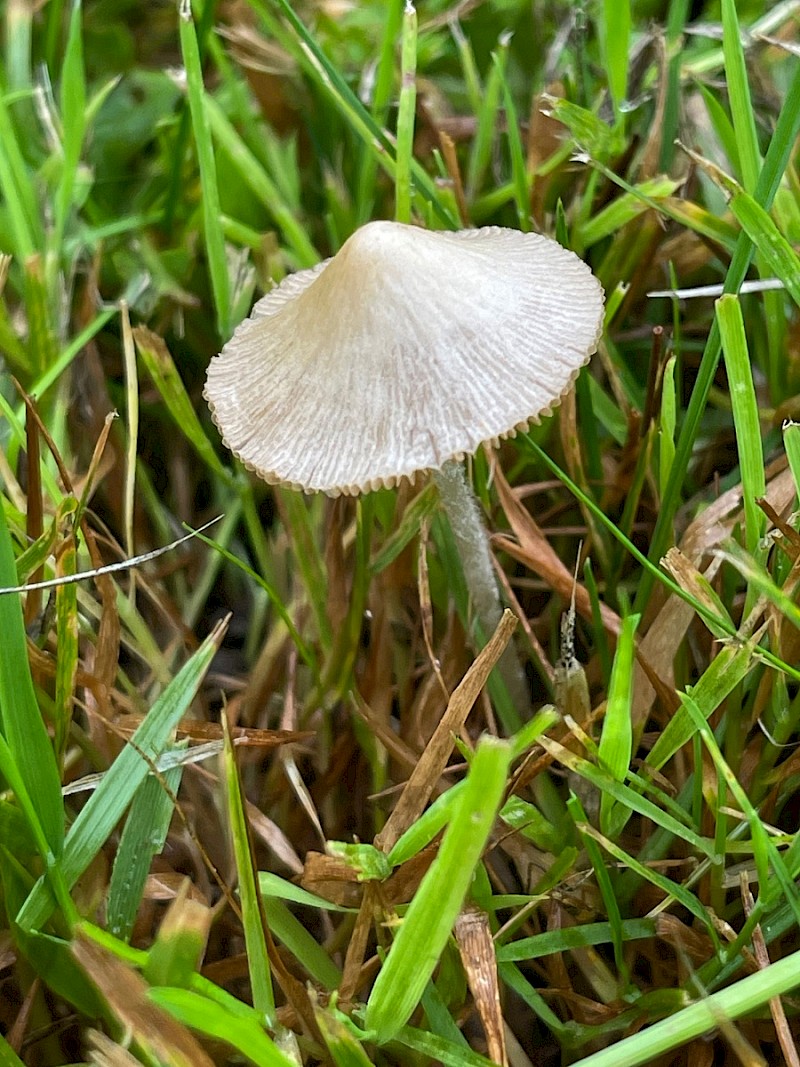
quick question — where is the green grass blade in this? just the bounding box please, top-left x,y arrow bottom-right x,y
0,1031 -> 25,1067
497,919 -> 655,963
133,326 -> 229,480
466,32 -> 508,196
721,0 -> 761,193
258,0 -> 455,228
725,183 -> 800,309
680,692 -> 800,922
715,295 -> 766,556
495,50 -> 530,232
635,55 -> 800,611
658,0 -> 690,171
316,1006 -> 374,1067
0,499 -> 63,858
573,945 -> 800,1067
147,987 -> 295,1067
178,0 -> 231,340
600,0 -> 630,119
568,795 -> 628,990
202,94 -> 318,268
53,0 -> 87,264
646,637 -> 758,773
598,613 -> 639,838
395,1024 -> 499,1067
354,0 -> 404,223
394,1 -> 417,225
53,533 -> 79,764
107,753 -> 185,942
222,714 -> 275,1023
0,88 -> 40,258
785,422 -> 800,496
582,177 -> 680,248
694,81 -> 739,178
16,624 -> 224,931
365,736 -> 512,1042
262,897 -> 341,990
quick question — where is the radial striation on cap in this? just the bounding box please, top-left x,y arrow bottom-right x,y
204,221 -> 605,496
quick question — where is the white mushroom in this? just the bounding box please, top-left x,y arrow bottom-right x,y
204,221 -> 604,497
205,221 -> 604,654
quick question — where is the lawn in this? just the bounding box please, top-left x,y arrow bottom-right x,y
2,1 -> 800,1065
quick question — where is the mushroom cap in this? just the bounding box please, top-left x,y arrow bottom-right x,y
205,221 -> 604,496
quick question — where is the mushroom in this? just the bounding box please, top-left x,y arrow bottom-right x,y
205,221 -> 604,653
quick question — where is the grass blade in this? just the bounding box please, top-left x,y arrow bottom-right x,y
721,0 -> 761,193
635,55 -> 800,611
221,713 -> 276,1024
715,295 -> 766,556
0,499 -> 63,858
598,613 -> 639,838
394,1 -> 417,225
365,736 -> 511,1042
16,623 -> 225,931
178,0 -> 231,340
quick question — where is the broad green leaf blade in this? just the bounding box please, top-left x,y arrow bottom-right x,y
715,294 -> 766,555
726,185 -> 800,309
148,987 -> 296,1067
598,612 -> 639,837
107,752 -> 185,942
0,499 -> 63,858
316,1006 -> 373,1067
133,326 -> 229,479
16,624 -> 224,931
646,637 -> 758,772
573,946 -> 800,1067
365,736 -> 511,1043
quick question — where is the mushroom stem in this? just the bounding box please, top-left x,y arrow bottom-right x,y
433,460 -> 529,713
433,460 -> 503,638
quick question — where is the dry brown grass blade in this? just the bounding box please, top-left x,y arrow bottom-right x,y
741,874 -> 800,1067
87,1030 -> 143,1067
527,83 -> 569,227
491,462 -> 621,636
374,609 -> 517,853
339,881 -> 379,1004
438,128 -> 469,225
661,548 -> 728,630
300,851 -> 364,907
454,906 -> 507,1067
559,387 -> 608,572
758,495 -> 800,555
637,32 -> 668,180
72,931 -> 216,1067
632,463 -> 796,726
353,689 -> 427,774
13,379 -> 122,726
